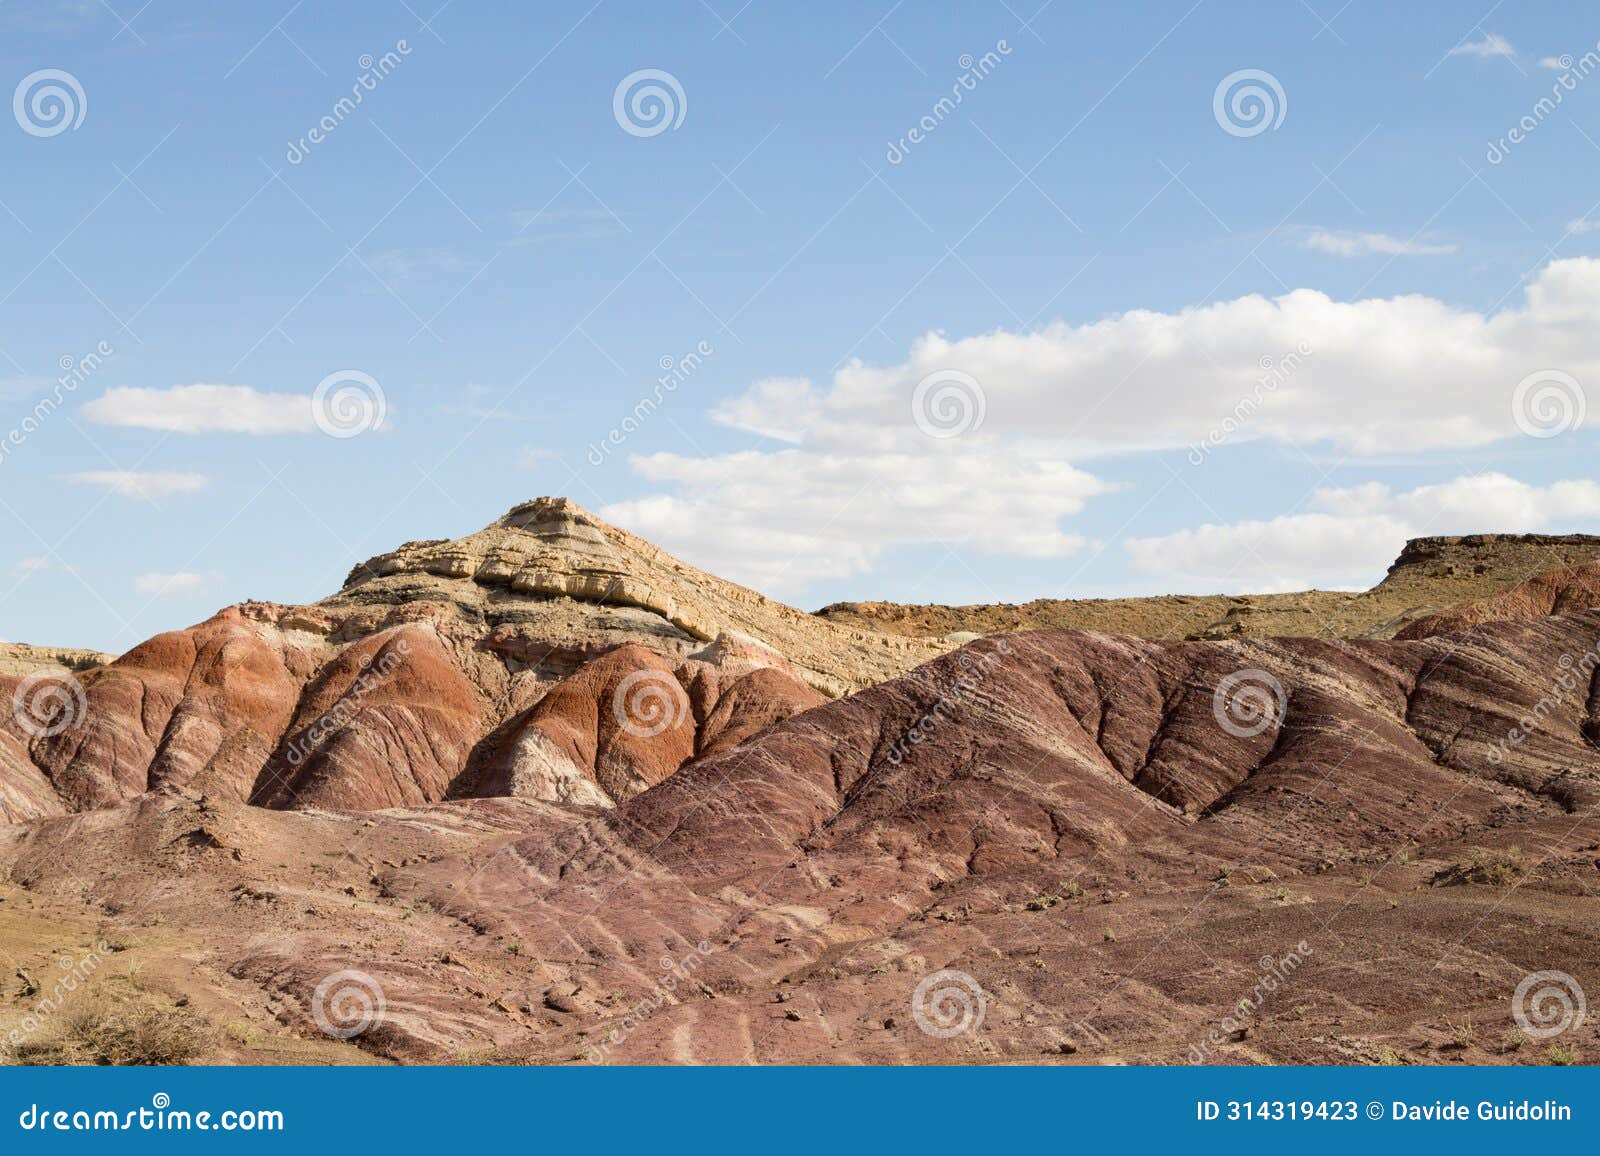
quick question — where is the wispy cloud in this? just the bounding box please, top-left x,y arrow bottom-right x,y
66,470 -> 208,499
1569,217 -> 1600,234
11,556 -> 50,579
509,208 -> 626,244
132,571 -> 217,597
1300,229 -> 1458,257
1450,33 -> 1516,59
1538,55 -> 1570,71
363,247 -> 481,286
85,385 -> 316,434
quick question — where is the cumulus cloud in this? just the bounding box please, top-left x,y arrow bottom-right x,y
700,258 -> 1600,458
1451,33 -> 1516,59
1300,229 -> 1458,257
84,384 -> 316,434
1125,475 -> 1600,590
606,259 -> 1600,593
602,448 -> 1110,592
132,571 -> 217,596
65,470 -> 208,499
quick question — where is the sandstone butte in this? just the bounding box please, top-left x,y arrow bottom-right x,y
0,498 -> 1596,1066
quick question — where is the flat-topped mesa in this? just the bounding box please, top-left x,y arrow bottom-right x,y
819,532 -> 1600,642
325,497 -> 946,697
1380,533 -> 1600,587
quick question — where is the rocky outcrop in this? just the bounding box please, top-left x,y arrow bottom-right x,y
331,497 -> 945,696
0,643 -> 112,678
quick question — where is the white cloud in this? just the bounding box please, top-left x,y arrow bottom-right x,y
604,258 -> 1600,593
1538,56 -> 1569,70
602,448 -> 1111,592
1300,229 -> 1458,257
65,470 -> 208,499
84,384 -> 316,434
1451,33 -> 1516,58
691,258 -> 1600,459
1125,475 -> 1600,589
1569,217 -> 1600,234
132,571 -> 217,597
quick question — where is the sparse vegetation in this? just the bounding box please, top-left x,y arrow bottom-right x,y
9,999 -> 212,1066
1431,847 -> 1525,887
1443,1014 -> 1474,1050
1547,1044 -> 1579,1066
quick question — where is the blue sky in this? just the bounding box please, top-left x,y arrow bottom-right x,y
3,0 -> 1599,651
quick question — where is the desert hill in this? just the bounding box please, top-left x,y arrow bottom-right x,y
0,498 -> 937,823
0,501 -> 1597,1067
2,610 -> 1596,1064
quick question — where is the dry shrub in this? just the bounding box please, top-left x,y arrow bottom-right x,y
10,1000 -> 211,1066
